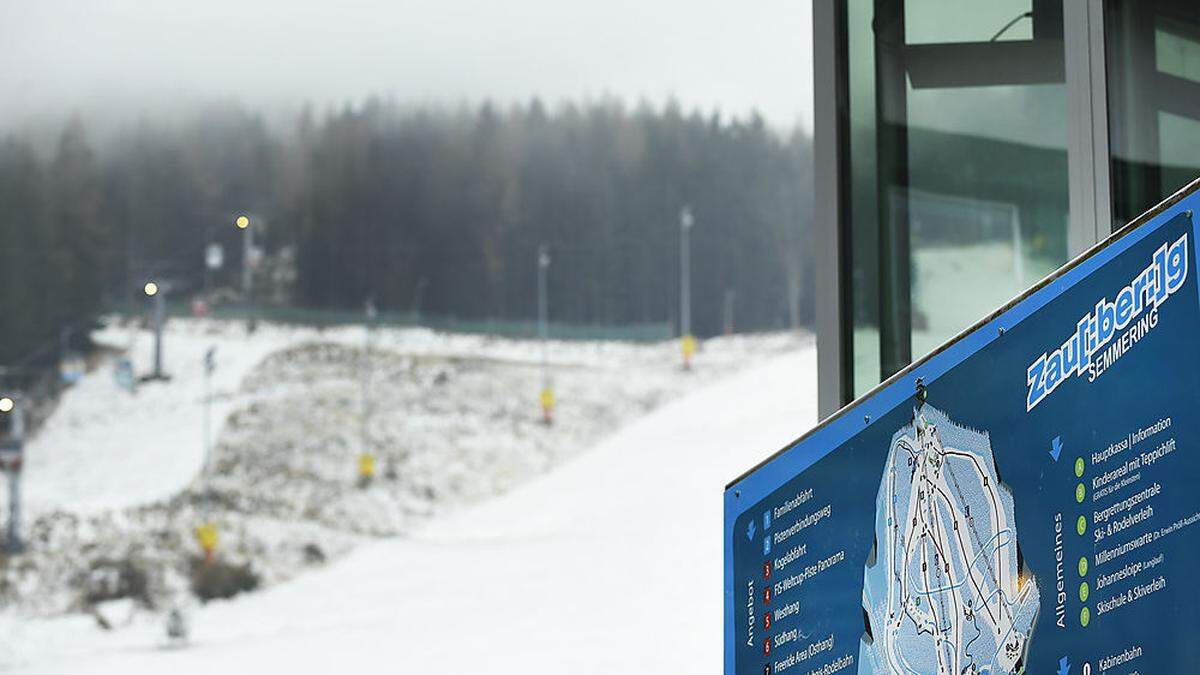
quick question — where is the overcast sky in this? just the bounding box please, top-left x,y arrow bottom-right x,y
0,0 -> 813,132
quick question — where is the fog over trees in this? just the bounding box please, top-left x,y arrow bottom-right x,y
1,99 -> 813,365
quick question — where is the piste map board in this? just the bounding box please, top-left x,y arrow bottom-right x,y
725,179 -> 1200,675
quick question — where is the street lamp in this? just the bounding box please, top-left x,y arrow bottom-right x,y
537,243 -> 554,424
0,395 -> 24,553
679,206 -> 697,370
235,215 -> 253,298
235,214 -> 262,331
145,280 -> 167,380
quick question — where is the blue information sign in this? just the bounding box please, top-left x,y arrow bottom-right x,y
725,179 -> 1200,674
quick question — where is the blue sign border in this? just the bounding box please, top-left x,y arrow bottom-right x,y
722,178 -> 1200,673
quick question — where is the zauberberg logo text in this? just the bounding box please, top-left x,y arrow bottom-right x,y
1026,233 -> 1189,411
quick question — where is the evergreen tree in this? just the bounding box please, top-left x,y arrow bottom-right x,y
1,100 -> 815,367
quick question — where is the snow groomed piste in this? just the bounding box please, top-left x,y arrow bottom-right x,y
727,177 -> 1200,674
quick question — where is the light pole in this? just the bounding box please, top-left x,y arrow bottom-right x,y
359,297 -> 377,486
723,288 -> 736,336
537,244 -> 554,424
202,346 -> 216,469
235,214 -> 260,331
412,276 -> 429,323
235,215 -> 253,299
197,346 -> 218,572
145,280 -> 167,380
679,206 -> 697,370
0,395 -> 25,554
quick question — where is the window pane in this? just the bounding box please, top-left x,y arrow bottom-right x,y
905,79 -> 1069,359
1108,1 -> 1200,224
907,189 -> 1063,358
847,0 -> 882,396
842,0 -> 1069,395
906,0 -> 1034,45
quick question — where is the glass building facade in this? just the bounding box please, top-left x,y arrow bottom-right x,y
814,0 -> 1200,417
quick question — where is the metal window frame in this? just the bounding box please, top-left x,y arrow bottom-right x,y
814,0 -> 1115,420
1066,0 -> 1115,252
814,0 -> 851,419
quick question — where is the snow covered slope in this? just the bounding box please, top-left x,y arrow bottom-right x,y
23,321 -> 294,515
24,319 -> 793,517
3,339 -> 816,673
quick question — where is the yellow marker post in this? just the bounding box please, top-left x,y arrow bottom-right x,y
358,452 -> 376,485
195,523 -> 218,564
681,334 -> 698,370
540,387 -> 555,425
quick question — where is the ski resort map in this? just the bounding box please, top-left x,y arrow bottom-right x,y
860,407 -> 1038,674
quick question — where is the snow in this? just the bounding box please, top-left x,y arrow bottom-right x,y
24,321 -> 324,515
25,319 -> 795,517
2,322 -> 816,673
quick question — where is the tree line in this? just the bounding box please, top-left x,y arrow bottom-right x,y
0,99 -> 813,367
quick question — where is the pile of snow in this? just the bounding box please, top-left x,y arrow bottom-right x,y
2,335 -> 817,674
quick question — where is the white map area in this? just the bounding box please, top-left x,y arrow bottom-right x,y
859,406 -> 1039,675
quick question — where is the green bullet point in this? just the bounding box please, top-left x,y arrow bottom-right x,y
1076,483 -> 1086,503
1077,515 -> 1088,536
1078,556 -> 1088,577
1075,457 -> 1085,477
1079,582 -> 1090,602
1080,606 -> 1090,627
